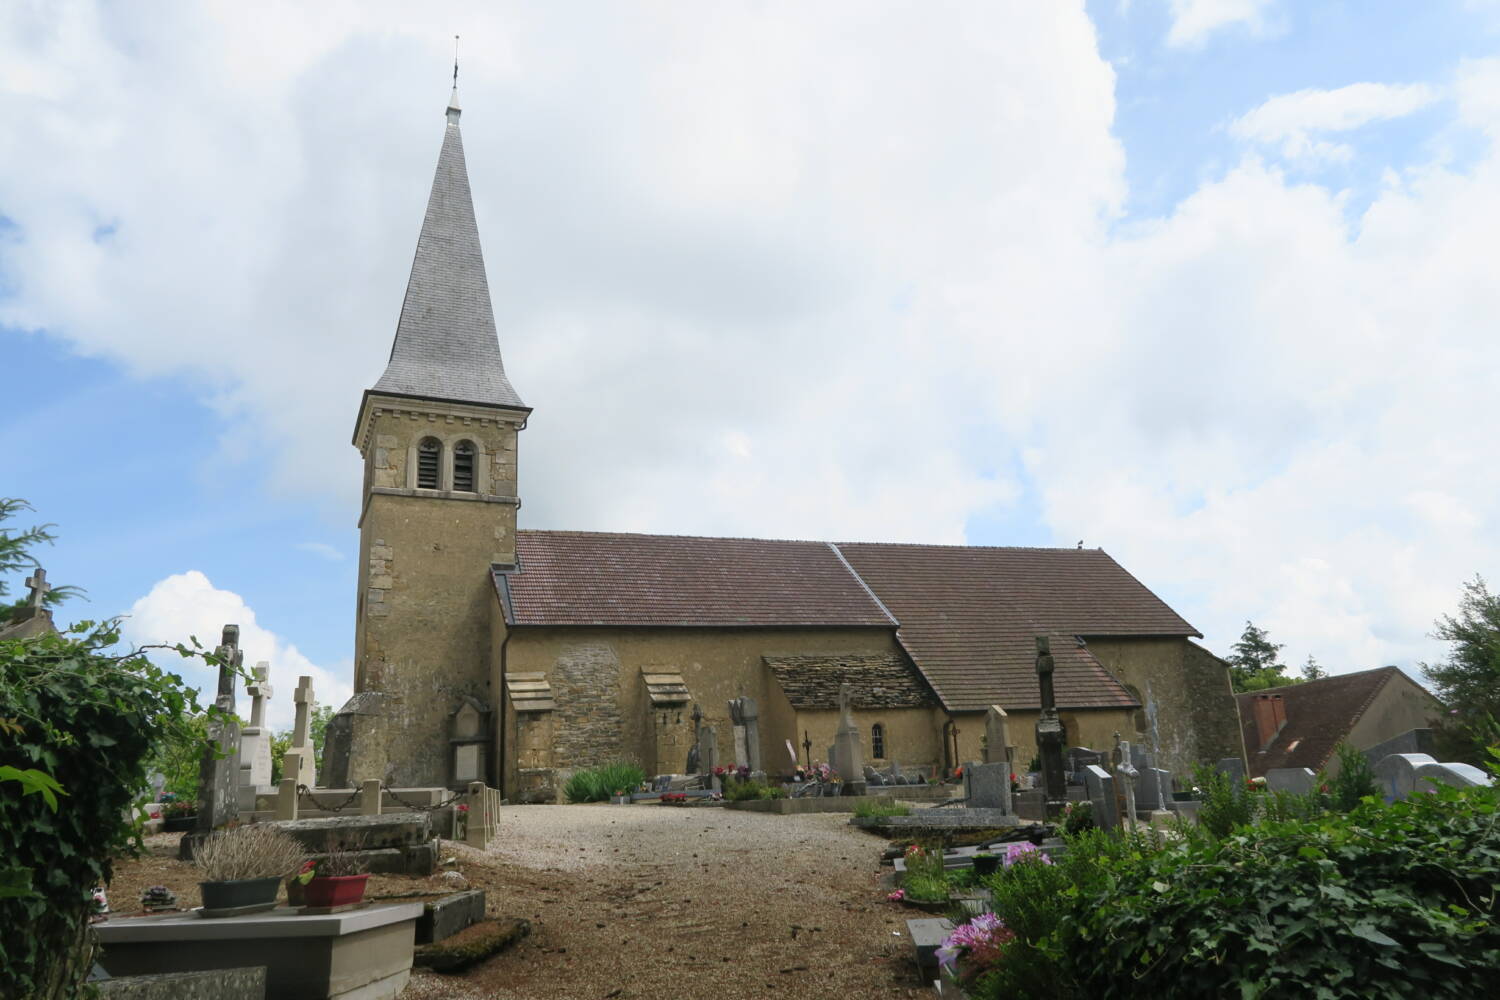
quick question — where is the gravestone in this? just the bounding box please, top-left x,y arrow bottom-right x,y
1265,767 -> 1317,796
238,663 -> 274,789
289,676 -> 318,788
182,626 -> 243,856
1361,728 -> 1436,768
1034,637 -> 1067,818
1374,753 -> 1435,803
1134,768 -> 1173,810
1413,760 -> 1492,794
982,705 -> 1010,765
1083,764 -> 1117,831
964,761 -> 1012,812
1215,758 -> 1246,785
686,703 -> 703,774
740,697 -> 761,772
698,724 -> 719,789
832,683 -> 866,794
1115,740 -> 1140,828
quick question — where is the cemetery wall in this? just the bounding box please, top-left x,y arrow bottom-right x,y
1082,637 -> 1243,775
498,625 -> 899,798
1342,673 -> 1444,776
351,404 -> 521,789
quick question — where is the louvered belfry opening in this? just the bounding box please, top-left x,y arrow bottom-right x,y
417,438 -> 441,489
453,441 -> 476,492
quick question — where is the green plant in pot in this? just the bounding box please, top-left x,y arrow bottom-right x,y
193,825 -> 303,916
972,851 -> 1000,876
293,836 -> 371,909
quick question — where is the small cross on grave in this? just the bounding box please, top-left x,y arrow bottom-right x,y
25,568 -> 51,608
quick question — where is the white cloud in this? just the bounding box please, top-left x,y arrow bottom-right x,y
121,571 -> 352,732
1165,0 -> 1276,48
1230,82 -> 1440,162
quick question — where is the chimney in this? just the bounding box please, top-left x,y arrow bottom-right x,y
1252,694 -> 1287,751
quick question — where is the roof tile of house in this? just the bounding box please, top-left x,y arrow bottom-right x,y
1236,666 -> 1400,776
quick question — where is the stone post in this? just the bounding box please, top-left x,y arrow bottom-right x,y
464,781 -> 487,848
275,777 -> 298,821
361,778 -> 382,816
741,697 -> 761,773
699,725 -> 720,790
833,683 -> 866,795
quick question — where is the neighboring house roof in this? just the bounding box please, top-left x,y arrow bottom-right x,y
370,93 -> 527,411
502,532 -> 896,628
836,543 -> 1198,712
764,654 -> 939,711
500,532 -> 1197,713
1235,666 -> 1430,776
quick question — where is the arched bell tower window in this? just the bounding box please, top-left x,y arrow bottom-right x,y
453,440 -> 476,493
871,723 -> 886,759
416,437 -> 441,489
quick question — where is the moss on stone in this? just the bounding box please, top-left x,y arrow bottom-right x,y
412,917 -> 530,973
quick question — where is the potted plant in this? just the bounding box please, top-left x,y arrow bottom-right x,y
161,797 -> 196,832
972,851 -> 1000,876
294,837 -> 371,909
193,824 -> 303,916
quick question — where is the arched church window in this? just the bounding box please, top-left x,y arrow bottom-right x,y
417,438 -> 441,489
453,441 -> 476,493
871,723 -> 886,759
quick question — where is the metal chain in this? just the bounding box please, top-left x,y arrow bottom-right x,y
380,782 -> 465,812
288,781 -> 469,814
295,784 -> 362,812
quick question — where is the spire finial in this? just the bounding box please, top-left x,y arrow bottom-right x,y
446,34 -> 462,123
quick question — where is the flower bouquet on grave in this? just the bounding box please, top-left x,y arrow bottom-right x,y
160,796 -> 197,832
899,844 -> 951,911
660,792 -> 689,806
139,885 -> 179,913
936,912 -> 1016,989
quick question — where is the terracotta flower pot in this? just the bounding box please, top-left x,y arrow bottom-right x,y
301,873 -> 370,909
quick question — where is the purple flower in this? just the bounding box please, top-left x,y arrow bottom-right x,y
1004,842 -> 1052,867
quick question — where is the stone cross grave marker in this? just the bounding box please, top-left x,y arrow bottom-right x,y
238,662 -> 274,788
194,625 -> 243,835
1115,739 -> 1140,829
24,567 -> 51,607
698,724 -> 719,789
740,696 -> 761,772
287,675 -> 317,788
833,682 -> 866,793
729,698 -> 750,769
1034,636 -> 1067,818
686,703 -> 703,774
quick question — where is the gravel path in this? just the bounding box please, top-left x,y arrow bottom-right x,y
405,803 -> 927,1000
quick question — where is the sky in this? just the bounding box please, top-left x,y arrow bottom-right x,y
3,1 -> 1499,730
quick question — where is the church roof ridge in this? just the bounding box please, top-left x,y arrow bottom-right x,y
370,89 -> 525,411
516,528 -> 1113,555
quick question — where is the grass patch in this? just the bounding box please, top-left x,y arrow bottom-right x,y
853,798 -> 912,818
563,761 -> 646,803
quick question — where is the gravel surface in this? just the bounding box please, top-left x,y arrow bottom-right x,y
108,804 -> 929,999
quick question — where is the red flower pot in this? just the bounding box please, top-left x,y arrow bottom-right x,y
301,874 -> 369,908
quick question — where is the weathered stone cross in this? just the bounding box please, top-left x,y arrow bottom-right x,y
24,568 -> 50,608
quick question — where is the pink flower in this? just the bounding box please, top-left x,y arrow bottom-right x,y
886,889 -> 906,902
1003,842 -> 1051,867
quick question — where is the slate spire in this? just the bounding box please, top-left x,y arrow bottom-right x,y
372,86 -> 525,410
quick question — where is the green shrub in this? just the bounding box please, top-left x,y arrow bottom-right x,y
977,784 -> 1500,999
1325,741 -> 1379,812
562,768 -> 606,803
562,760 -> 645,803
853,798 -> 911,818
901,844 -> 950,901
596,760 -> 646,795
1192,763 -> 1256,838
723,778 -> 770,802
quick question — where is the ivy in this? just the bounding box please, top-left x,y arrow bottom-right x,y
0,621 -> 232,999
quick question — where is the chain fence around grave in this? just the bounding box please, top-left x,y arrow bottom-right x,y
291,782 -> 477,840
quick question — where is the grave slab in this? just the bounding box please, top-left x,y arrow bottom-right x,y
96,967 -> 266,1000
94,903 -> 421,1000
907,917 -> 954,976
1265,767 -> 1317,795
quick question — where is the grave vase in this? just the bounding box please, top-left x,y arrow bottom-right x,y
301,873 -> 370,909
198,875 -> 281,915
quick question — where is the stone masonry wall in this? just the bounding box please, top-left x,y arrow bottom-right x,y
550,642 -> 625,768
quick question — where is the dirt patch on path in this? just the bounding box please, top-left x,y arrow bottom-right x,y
107,805 -> 926,999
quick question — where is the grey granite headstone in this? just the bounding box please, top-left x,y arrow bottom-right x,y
983,705 -> 1010,764
1265,767 -> 1317,796
1135,768 -> 1173,810
1413,761 -> 1492,794
964,761 -> 1012,813
1084,764 -> 1117,831
732,725 -> 749,768
1215,758 -> 1246,785
1373,753 -> 1435,803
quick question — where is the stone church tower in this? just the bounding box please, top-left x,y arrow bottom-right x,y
349,85 -> 529,788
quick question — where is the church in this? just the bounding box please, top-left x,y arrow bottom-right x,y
328,86 -> 1245,802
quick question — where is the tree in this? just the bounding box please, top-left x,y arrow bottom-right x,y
0,498 -> 83,625
1228,621 -> 1299,693
1420,576 -> 1500,763
1301,654 -> 1327,681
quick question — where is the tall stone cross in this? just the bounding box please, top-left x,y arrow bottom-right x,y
24,567 -> 51,607
238,662 -> 275,789
285,675 -> 317,788
246,663 -> 273,729
191,625 -> 244,838
1033,635 -> 1068,819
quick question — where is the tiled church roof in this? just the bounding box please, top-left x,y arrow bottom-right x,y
371,92 -> 526,411
503,532 -> 896,628
500,532 -> 1199,713
836,543 -> 1197,712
